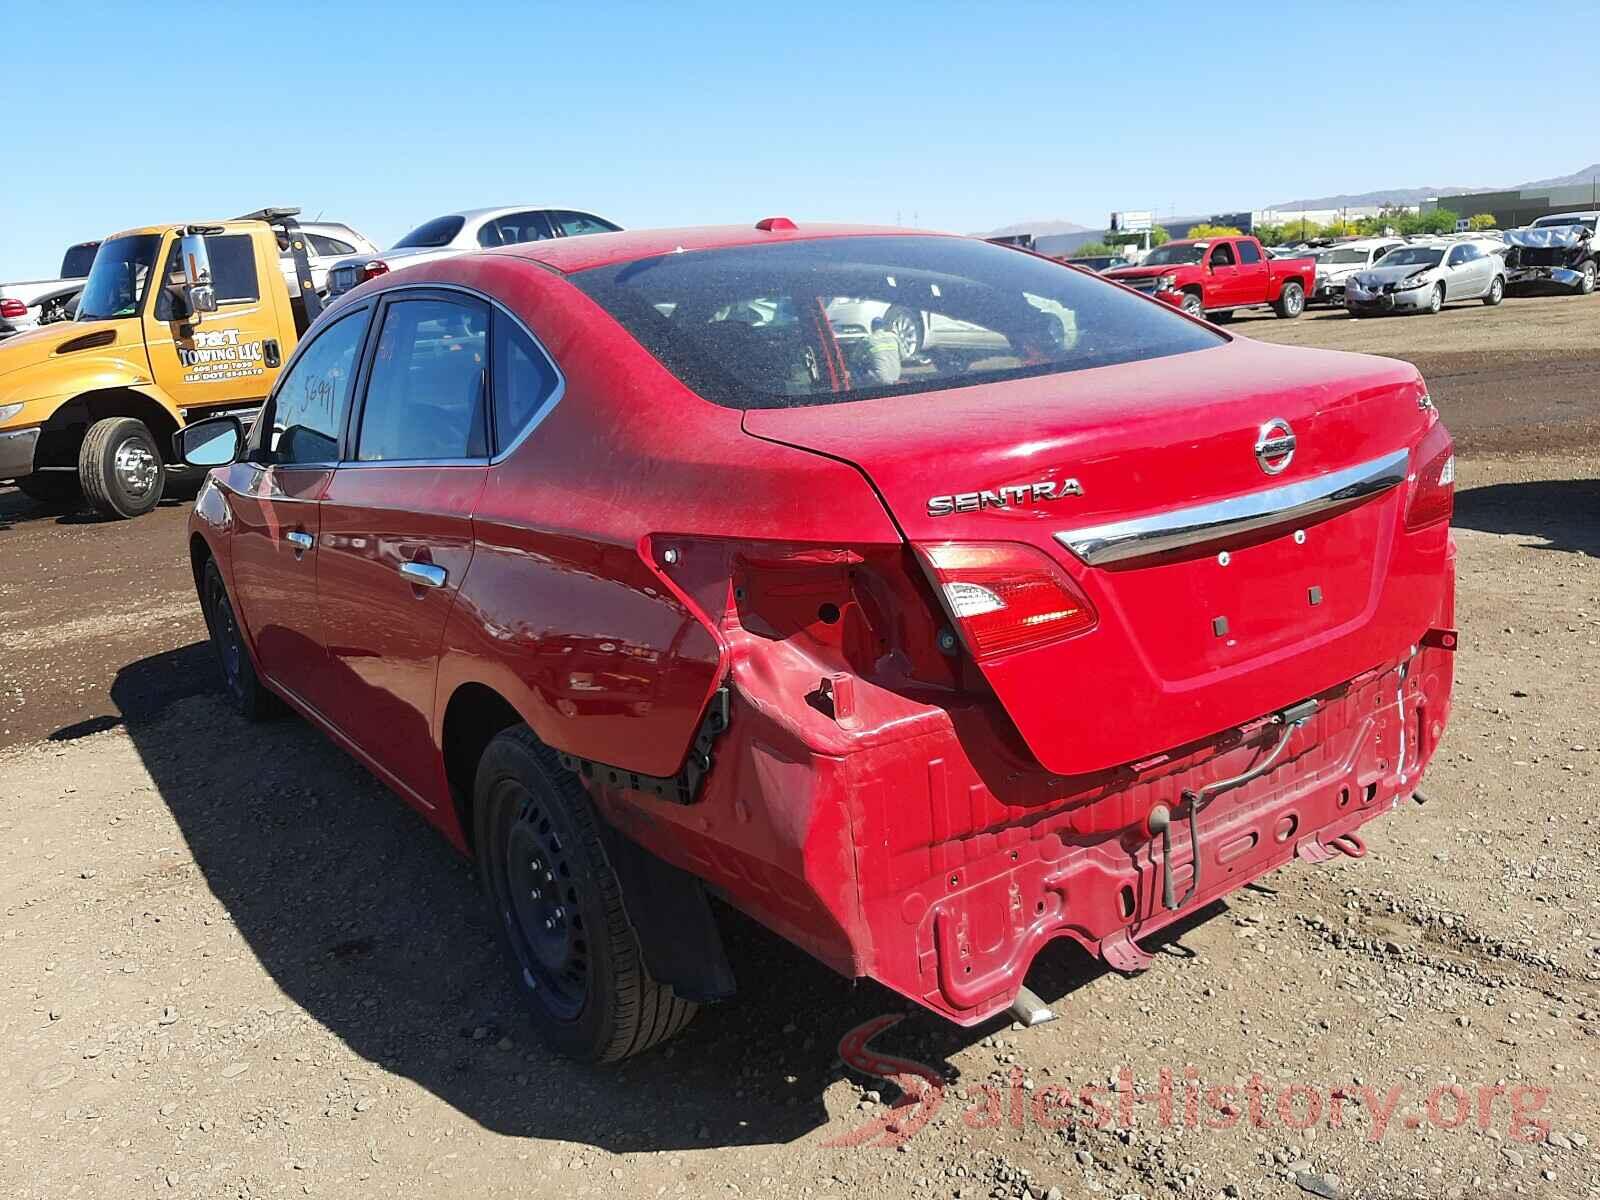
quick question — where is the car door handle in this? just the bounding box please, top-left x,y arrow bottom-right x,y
399,561 -> 447,589
285,531 -> 314,552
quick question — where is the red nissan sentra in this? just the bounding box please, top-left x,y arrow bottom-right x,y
178,220 -> 1456,1061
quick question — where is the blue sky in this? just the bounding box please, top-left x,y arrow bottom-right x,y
2,0 -> 1592,277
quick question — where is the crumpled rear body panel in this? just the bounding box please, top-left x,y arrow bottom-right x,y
588,545 -> 1456,1026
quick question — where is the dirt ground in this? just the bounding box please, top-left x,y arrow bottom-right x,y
1,291 -> 1597,1199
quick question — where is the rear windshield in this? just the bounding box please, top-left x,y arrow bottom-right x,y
1320,247 -> 1370,264
394,216 -> 465,249
571,236 -> 1223,410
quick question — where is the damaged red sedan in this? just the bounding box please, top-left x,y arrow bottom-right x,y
179,221 -> 1456,1060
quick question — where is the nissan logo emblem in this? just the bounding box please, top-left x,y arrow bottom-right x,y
1254,418 -> 1296,475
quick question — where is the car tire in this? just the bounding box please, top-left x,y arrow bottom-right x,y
474,726 -> 697,1062
200,558 -> 280,721
1582,260 -> 1597,295
1272,281 -> 1305,319
1483,275 -> 1505,306
16,473 -> 82,507
1426,284 -> 1444,315
882,306 -> 923,360
1179,292 -> 1205,318
79,416 -> 165,519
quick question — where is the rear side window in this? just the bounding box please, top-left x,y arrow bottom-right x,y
61,243 -> 99,278
491,313 -> 561,452
478,211 -> 554,247
551,210 -> 620,237
270,310 -> 370,465
1237,241 -> 1261,263
571,235 -> 1222,409
305,233 -> 356,257
394,216 -> 465,249
357,297 -> 489,461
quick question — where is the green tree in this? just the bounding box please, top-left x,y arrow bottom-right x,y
1105,223 -> 1170,250
1185,223 -> 1245,239
1068,240 -> 1117,257
1466,213 -> 1497,231
1396,208 -> 1460,235
1257,218 -> 1324,244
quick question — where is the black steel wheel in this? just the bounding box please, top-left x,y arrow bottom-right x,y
200,559 -> 278,720
475,726 -> 696,1061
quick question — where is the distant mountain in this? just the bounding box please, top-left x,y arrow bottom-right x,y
981,218 -> 1091,238
1515,163 -> 1600,189
1265,186 -> 1485,211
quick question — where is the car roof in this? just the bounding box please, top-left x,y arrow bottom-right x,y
434,206 -> 606,224
486,222 -> 943,274
1536,210 -> 1600,221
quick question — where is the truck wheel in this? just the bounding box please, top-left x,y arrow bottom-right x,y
79,416 -> 165,519
1483,275 -> 1505,306
1179,292 -> 1204,318
474,726 -> 697,1061
16,473 -> 82,507
1426,284 -> 1444,315
1272,282 -> 1305,318
200,559 -> 280,721
1581,261 -> 1597,294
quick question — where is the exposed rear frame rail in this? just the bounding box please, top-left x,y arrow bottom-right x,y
558,686 -> 731,805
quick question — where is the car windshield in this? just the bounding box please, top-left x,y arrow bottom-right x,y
1140,243 -> 1207,266
1378,247 -> 1443,268
572,235 -> 1223,410
1321,248 -> 1370,264
60,243 -> 99,278
393,216 -> 465,249
75,234 -> 161,320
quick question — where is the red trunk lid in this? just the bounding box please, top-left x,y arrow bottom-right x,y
744,338 -> 1450,778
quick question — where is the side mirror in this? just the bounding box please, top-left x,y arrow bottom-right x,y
174,414 -> 243,467
178,234 -> 218,314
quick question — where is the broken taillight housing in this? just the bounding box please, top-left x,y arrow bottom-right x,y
357,259 -> 391,284
915,542 -> 1098,661
1405,423 -> 1455,531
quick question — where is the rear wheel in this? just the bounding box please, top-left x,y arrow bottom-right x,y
1483,275 -> 1505,306
1425,284 -> 1444,315
79,416 -> 164,519
16,473 -> 82,507
1273,281 -> 1305,318
475,726 -> 697,1061
1179,291 -> 1204,318
200,559 -> 279,721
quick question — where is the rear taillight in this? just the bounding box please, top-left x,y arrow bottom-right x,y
357,259 -> 390,283
1405,423 -> 1455,530
916,542 -> 1097,661
0,298 -> 27,319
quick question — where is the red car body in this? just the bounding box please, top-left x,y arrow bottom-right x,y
1105,235 -> 1317,319
186,222 -> 1455,1040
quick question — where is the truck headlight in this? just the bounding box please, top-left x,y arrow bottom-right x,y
0,402 -> 23,425
1156,273 -> 1178,290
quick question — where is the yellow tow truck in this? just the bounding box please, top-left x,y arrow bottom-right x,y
0,209 -> 324,518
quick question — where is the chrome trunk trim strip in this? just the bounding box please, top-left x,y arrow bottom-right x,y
1055,448 -> 1410,566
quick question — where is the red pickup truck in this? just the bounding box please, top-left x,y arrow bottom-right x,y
1104,236 -> 1315,321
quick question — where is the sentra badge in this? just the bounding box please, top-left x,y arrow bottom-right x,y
927,478 -> 1083,517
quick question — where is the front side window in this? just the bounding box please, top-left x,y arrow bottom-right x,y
1447,245 -> 1471,266
357,297 -> 488,461
572,235 -> 1222,410
157,234 -> 259,319
1209,242 -> 1236,267
393,216 -> 465,249
270,310 -> 370,465
551,211 -> 621,237
76,234 -> 160,320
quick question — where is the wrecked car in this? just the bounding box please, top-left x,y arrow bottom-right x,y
179,220 -> 1458,1061
1504,213 -> 1599,294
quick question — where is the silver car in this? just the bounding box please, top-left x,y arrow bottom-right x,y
1309,239 -> 1404,306
278,221 -> 381,298
1345,239 -> 1506,316
324,206 -> 620,298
